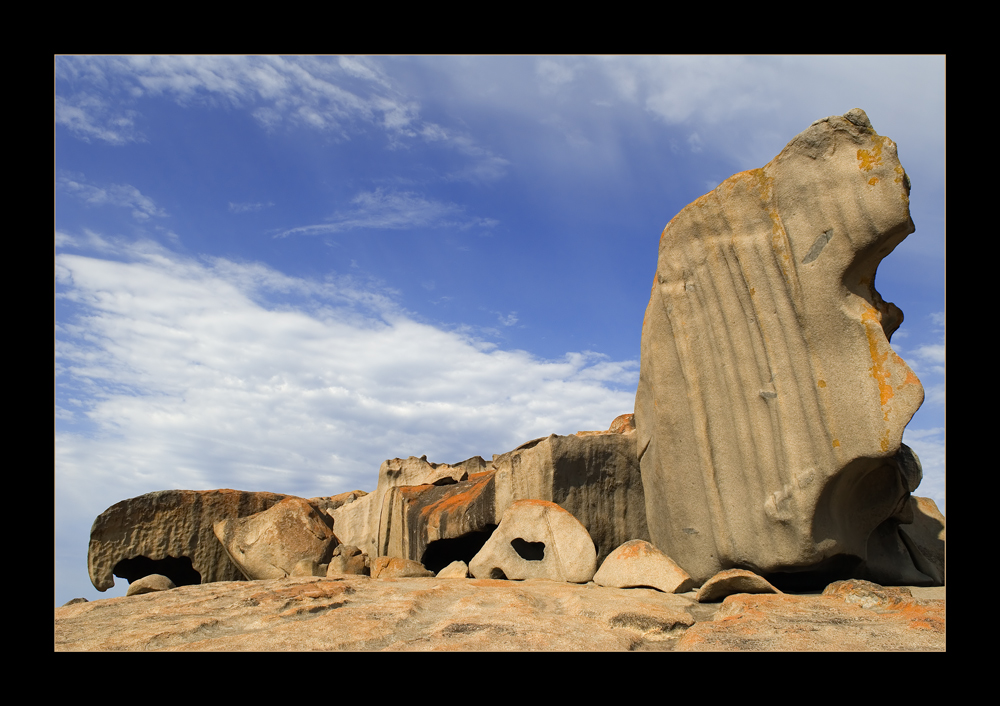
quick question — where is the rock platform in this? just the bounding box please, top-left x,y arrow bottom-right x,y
55,576 -> 944,651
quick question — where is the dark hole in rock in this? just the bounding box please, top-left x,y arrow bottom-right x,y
489,568 -> 508,579
420,525 -> 497,574
113,555 -> 202,587
511,537 -> 545,561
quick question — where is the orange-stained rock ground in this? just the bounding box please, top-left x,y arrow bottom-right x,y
674,591 -> 945,651
55,575 -> 943,651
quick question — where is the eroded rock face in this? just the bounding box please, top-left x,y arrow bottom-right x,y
634,109 -> 929,586
358,424 -> 648,574
88,489 -> 293,591
331,455 -> 483,560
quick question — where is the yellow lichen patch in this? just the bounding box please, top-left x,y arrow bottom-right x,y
862,307 -> 894,406
868,177 -> 879,186
832,439 -> 840,448
857,140 -> 884,172
880,428 -> 892,453
894,166 -> 905,183
817,379 -> 826,388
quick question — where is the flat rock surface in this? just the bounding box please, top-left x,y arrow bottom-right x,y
54,576 -> 944,651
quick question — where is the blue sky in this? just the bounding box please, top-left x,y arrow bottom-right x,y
55,56 -> 945,606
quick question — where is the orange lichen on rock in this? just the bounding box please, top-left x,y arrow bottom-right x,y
857,139 -> 884,171
862,307 -> 894,407
417,473 -> 493,519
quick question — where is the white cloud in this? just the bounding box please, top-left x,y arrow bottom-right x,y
56,240 -> 637,510
914,343 -> 945,365
228,201 -> 274,214
277,188 -> 495,237
55,94 -> 143,145
56,56 -> 507,180
58,175 -> 167,221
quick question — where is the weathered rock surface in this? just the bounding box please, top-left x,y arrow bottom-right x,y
593,539 -> 696,593
213,497 -> 339,580
696,569 -> 783,603
370,557 -> 435,579
674,590 -> 945,651
469,499 -> 597,583
634,108 -> 931,586
821,578 -> 914,609
362,424 -> 648,575
899,496 -> 946,585
326,544 -> 368,576
125,574 -> 176,596
55,576 -> 944,651
89,489 -> 293,591
331,455 -> 483,560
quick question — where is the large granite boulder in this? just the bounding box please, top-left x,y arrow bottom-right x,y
593,539 -> 696,593
213,497 -> 340,580
634,109 -> 933,586
89,489 -> 293,591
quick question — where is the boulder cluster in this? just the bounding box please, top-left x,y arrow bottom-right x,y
81,110 -> 945,616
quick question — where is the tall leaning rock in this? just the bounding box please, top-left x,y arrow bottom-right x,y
634,109 -> 927,586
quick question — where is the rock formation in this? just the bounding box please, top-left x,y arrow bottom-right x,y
89,489 -> 294,591
71,109 -> 945,651
469,499 -> 597,582
633,109 -> 931,587
348,422 -> 648,575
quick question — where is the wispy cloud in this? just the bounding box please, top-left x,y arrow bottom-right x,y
56,56 -> 508,180
58,175 -> 167,221
497,312 -> 518,327
229,201 -> 274,214
55,94 -> 144,145
277,188 -> 497,238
